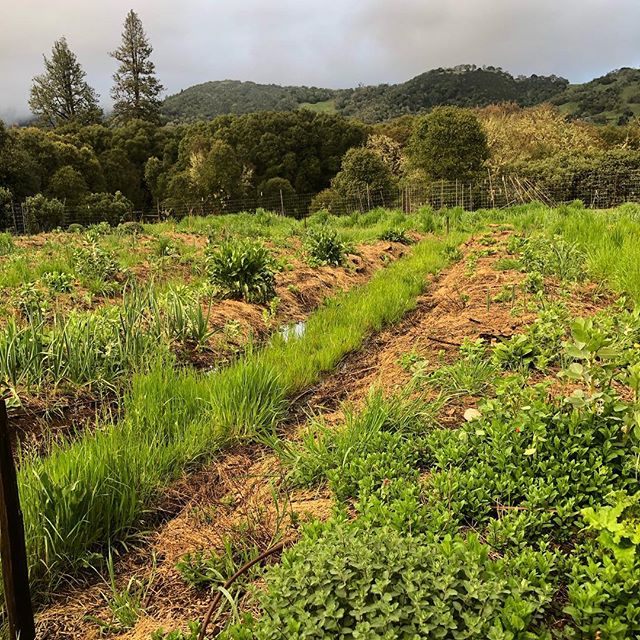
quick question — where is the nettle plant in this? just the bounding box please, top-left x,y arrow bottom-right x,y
206,239 -> 277,303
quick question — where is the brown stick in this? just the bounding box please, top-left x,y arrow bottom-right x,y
426,336 -> 461,348
198,540 -> 288,640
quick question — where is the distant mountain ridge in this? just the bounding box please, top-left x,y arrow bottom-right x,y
162,65 -> 640,124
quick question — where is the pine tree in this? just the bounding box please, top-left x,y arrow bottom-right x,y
29,38 -> 101,127
110,10 -> 164,122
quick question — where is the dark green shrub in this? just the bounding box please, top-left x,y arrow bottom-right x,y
67,223 -> 85,233
305,228 -> 346,266
0,186 -> 13,230
206,240 -> 276,303
23,194 -> 65,233
117,221 -> 145,236
308,188 -> 342,215
82,191 -> 134,226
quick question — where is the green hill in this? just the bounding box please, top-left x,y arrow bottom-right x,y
335,66 -> 568,121
161,66 -> 640,124
162,80 -> 335,121
552,67 -> 640,124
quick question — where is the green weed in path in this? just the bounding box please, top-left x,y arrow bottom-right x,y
14,232 -> 463,595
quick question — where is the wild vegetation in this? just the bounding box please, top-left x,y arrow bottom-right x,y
0,201 -> 631,639
161,65 -> 640,125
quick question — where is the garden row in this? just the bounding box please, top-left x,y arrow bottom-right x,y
209,214 -> 640,639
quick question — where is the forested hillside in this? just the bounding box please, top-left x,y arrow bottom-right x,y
335,66 -> 568,122
162,65 -> 640,125
162,80 -> 335,121
552,67 -> 640,124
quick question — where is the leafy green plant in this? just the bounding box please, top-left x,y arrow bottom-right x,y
565,493 -> 640,639
443,243 -> 463,262
305,227 -> 347,266
73,242 -> 120,283
523,270 -> 544,293
222,527 -> 556,639
492,306 -> 567,371
520,236 -> 585,281
206,240 -> 276,303
85,221 -> 112,242
40,271 -> 74,293
154,235 -> 180,258
378,228 -> 413,245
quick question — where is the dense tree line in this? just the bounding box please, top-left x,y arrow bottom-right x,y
0,110 -> 367,220
335,67 -> 569,123
3,95 -> 640,229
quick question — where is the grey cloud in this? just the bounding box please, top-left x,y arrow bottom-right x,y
1,0 -> 639,122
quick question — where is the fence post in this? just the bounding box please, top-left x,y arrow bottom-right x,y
10,202 -> 18,234
0,400 -> 35,640
279,190 -> 285,216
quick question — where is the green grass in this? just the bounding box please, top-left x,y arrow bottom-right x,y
298,99 -> 337,114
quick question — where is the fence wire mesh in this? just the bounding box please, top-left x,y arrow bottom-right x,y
5,171 -> 640,234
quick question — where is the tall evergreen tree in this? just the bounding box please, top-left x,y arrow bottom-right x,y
110,10 -> 164,122
29,38 -> 101,127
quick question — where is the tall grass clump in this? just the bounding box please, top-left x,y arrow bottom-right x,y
206,239 -> 276,302
305,227 -> 347,266
14,233 -> 464,594
0,284 -> 217,399
0,232 -> 14,256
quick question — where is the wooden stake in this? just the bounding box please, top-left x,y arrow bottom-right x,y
0,400 -> 35,640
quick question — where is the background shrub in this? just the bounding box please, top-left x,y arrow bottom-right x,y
23,194 -> 65,233
82,191 -> 134,226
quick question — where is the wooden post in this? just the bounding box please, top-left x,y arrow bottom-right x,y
279,190 -> 285,216
366,185 -> 371,211
0,400 -> 35,640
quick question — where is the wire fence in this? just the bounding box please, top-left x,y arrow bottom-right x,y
5,171 -> 640,234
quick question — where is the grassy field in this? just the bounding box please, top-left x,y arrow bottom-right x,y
4,202 -> 640,638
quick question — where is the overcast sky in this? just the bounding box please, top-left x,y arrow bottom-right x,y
2,0 -> 640,122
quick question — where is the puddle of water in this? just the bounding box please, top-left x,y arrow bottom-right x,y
279,321 -> 306,342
